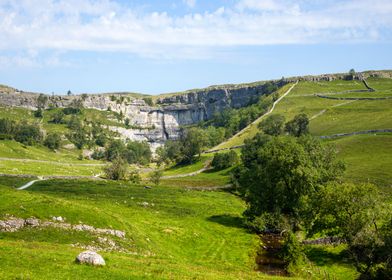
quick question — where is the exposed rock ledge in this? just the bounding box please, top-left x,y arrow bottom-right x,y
0,216 -> 126,238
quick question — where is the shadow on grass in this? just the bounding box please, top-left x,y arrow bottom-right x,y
305,246 -> 352,267
207,214 -> 245,229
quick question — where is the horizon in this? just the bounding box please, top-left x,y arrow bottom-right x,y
2,68 -> 391,96
1,0 -> 392,94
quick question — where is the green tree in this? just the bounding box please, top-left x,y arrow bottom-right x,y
211,150 -> 239,170
67,129 -> 87,149
44,133 -> 61,150
304,182 -> 391,278
285,114 -> 309,137
51,110 -> 65,124
179,127 -> 208,163
14,122 -> 42,145
37,94 -> 48,109
105,140 -> 126,161
238,134 -> 344,232
103,157 -> 128,180
259,114 -> 286,136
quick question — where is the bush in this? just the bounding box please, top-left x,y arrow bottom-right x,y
244,212 -> 290,233
149,169 -> 163,186
280,232 -> 305,274
51,111 -> 65,124
128,169 -> 141,184
103,157 -> 128,180
34,109 -> 43,118
285,114 -> 309,137
211,150 -> 239,170
259,114 -> 285,136
91,149 -> 105,160
14,122 -> 42,145
44,133 -> 61,150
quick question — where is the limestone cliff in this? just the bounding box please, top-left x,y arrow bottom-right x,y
0,70 -> 390,148
0,80 -> 285,147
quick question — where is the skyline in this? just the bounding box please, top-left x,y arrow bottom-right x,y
0,0 -> 392,94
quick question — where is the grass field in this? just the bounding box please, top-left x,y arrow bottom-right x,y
0,180 -> 265,279
0,179 -> 357,279
327,133 -> 392,191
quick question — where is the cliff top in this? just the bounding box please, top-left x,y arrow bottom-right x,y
1,69 -> 391,100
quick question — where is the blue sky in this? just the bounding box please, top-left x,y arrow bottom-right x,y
0,0 -> 391,95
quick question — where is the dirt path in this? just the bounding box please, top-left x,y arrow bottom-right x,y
12,174 -> 104,190
161,159 -> 212,179
17,177 -> 45,190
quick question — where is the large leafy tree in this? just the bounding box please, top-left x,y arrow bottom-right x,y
285,113 -> 309,137
259,114 -> 286,136
238,134 -> 344,231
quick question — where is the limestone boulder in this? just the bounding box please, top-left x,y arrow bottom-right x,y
75,251 -> 105,266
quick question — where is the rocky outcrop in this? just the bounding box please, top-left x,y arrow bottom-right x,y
0,216 -> 126,238
0,70 -> 390,147
0,81 -> 285,147
75,251 -> 105,266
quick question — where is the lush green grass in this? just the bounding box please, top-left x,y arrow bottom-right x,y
0,179 -> 357,279
218,78 -> 391,149
0,180 -> 275,280
0,140 -> 97,162
327,133 -> 392,191
162,154 -> 213,176
309,99 -> 392,135
302,245 -> 359,280
0,159 -> 102,176
0,175 -> 36,188
161,167 -> 233,188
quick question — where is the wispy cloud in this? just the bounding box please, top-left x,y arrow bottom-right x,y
0,0 -> 391,62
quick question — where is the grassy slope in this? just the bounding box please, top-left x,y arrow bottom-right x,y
0,180 -> 275,280
0,179 -> 356,279
328,133 -> 392,191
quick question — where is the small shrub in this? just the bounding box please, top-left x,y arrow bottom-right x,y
279,232 -> 305,274
34,109 -> 43,118
149,169 -> 163,186
104,157 -> 128,180
128,169 -> 141,184
91,149 -> 105,160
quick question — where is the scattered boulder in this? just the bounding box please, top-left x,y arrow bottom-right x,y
0,218 -> 25,232
73,224 -> 95,232
52,216 -> 64,222
75,251 -> 105,266
25,217 -> 40,227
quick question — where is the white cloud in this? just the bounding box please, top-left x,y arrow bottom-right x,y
0,0 -> 391,61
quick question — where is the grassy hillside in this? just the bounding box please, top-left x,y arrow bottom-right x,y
210,78 -> 392,189
0,179 -> 357,279
0,180 -> 263,279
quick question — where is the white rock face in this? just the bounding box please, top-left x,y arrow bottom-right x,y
75,251 -> 106,266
